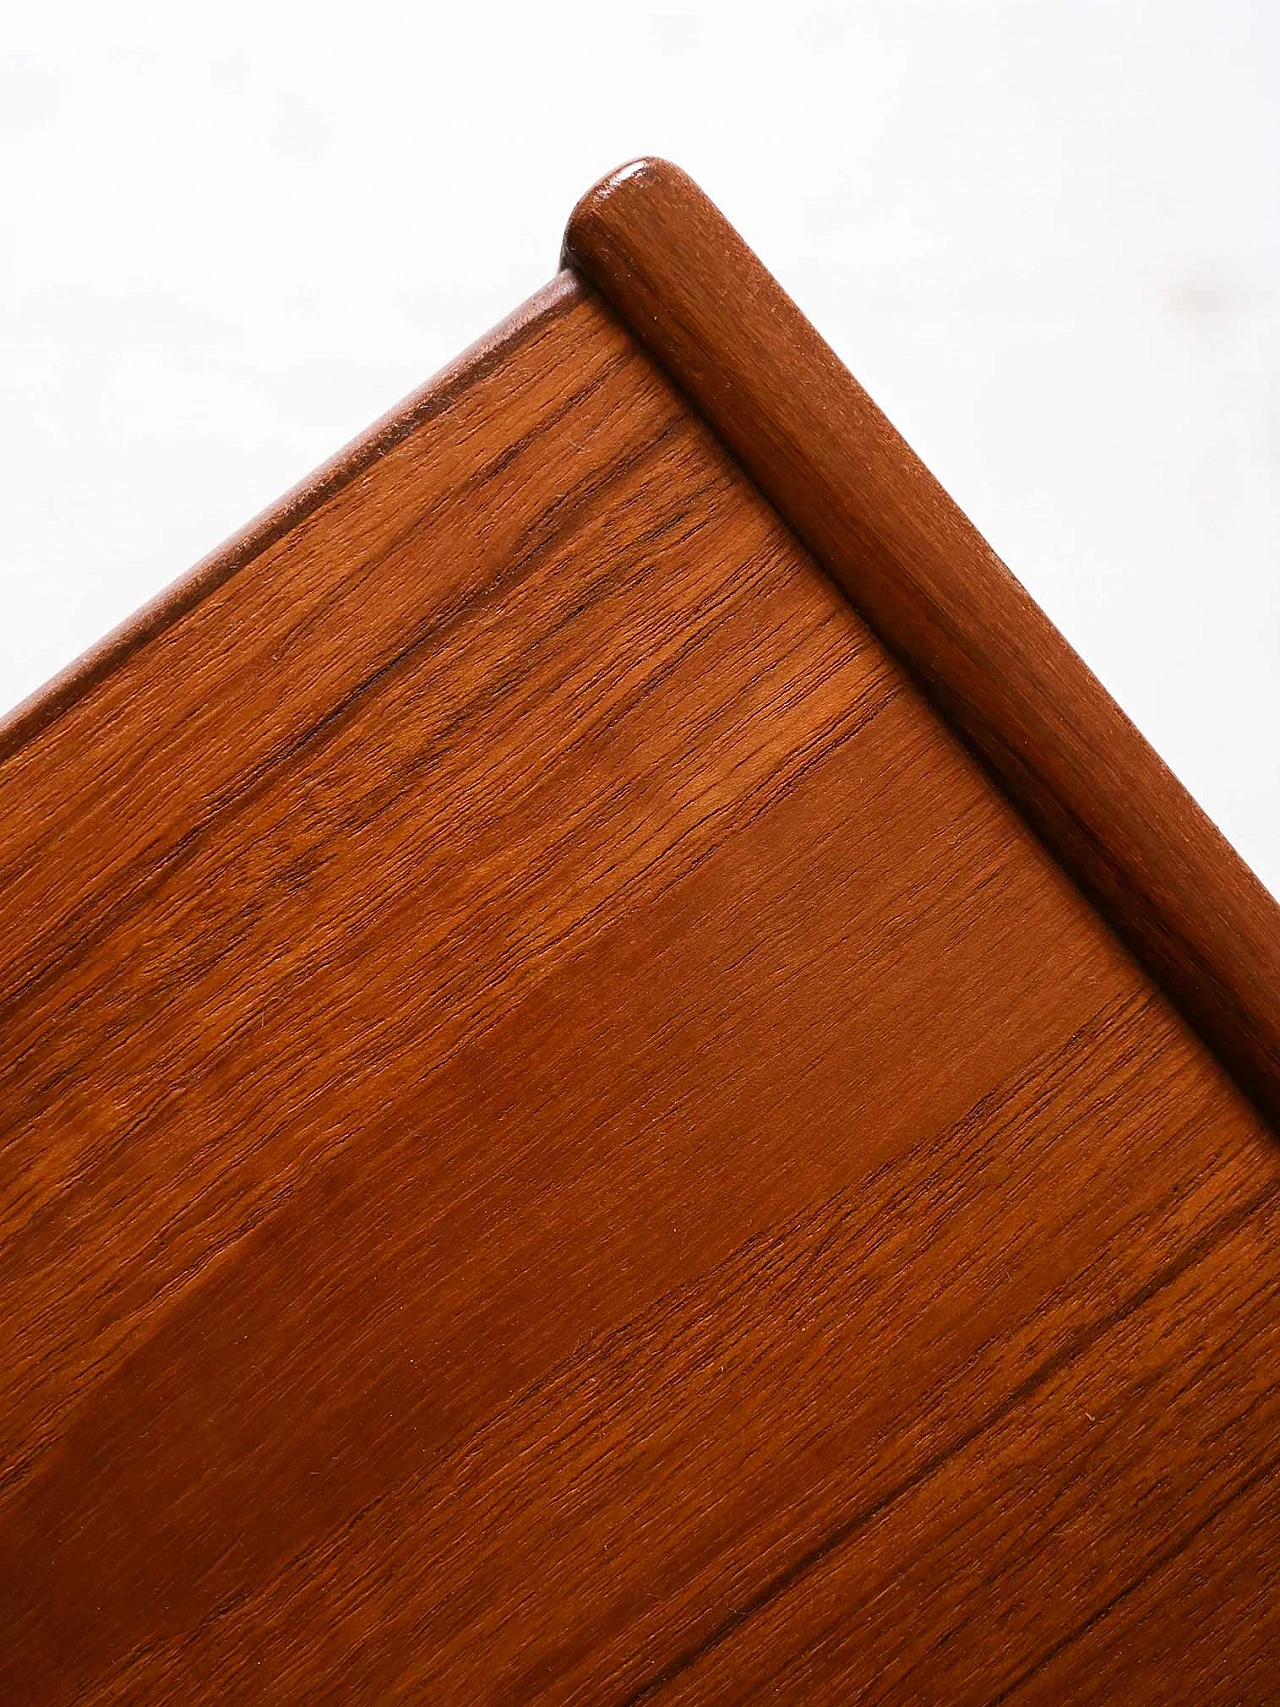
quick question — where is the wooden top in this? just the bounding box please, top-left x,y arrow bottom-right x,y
0,170 -> 1276,1703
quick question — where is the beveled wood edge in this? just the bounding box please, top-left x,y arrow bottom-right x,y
564,157 -> 1280,1129
0,271 -> 583,765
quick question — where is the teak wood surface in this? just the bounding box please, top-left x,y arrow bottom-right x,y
2,163 -> 1277,1704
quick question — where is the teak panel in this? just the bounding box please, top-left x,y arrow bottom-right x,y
1,266 -> 1276,1704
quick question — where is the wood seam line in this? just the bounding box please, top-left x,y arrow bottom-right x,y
619,1178 -> 1278,1705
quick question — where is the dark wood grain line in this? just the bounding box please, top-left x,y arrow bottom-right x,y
779,1262 -> 1280,1707
249,341 -> 641,666
990,1450 -> 1280,1707
563,158 -> 1280,1129
626,1179 -> 1277,1706
0,272 -> 582,763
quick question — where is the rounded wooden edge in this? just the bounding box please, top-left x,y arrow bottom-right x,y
564,159 -> 1280,1129
0,271 -> 584,766
562,158 -> 676,267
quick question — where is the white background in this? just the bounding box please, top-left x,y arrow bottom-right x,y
3,1 -> 1278,892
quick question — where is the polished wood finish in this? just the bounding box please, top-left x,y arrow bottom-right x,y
566,158 -> 1280,1129
1,174 -> 1276,1704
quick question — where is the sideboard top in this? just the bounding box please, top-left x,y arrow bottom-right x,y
0,159 -> 1276,1704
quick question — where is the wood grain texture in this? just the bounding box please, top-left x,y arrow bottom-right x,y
0,274 -> 579,766
564,158 -> 1280,1129
0,236 -> 1276,1701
